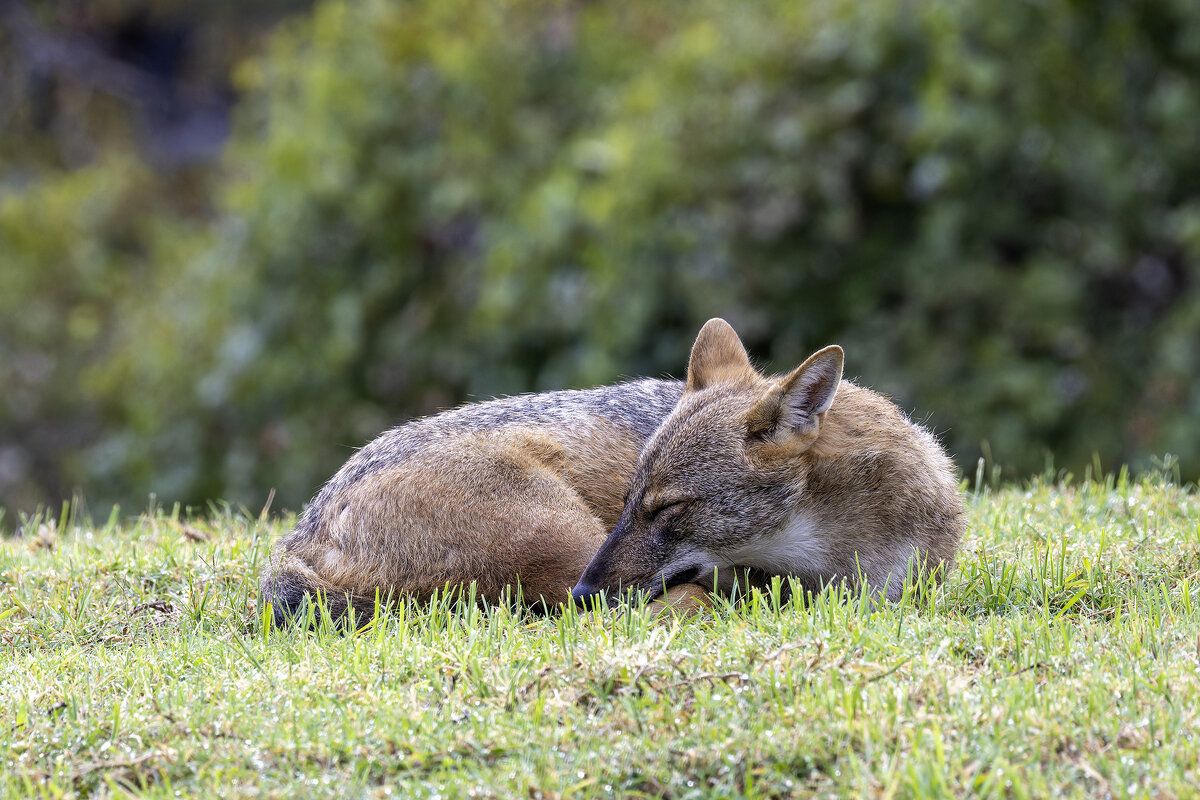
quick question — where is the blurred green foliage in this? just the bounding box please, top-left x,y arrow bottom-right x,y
3,0 -> 1200,519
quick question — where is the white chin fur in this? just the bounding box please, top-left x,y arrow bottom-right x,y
721,509 -> 833,577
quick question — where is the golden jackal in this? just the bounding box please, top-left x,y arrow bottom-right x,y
260,319 -> 963,623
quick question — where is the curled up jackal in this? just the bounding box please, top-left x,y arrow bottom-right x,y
260,319 -> 964,624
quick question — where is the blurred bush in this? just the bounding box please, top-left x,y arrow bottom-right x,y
3,0 -> 1199,518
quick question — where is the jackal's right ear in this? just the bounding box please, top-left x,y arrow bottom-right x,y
686,318 -> 755,392
746,345 -> 843,445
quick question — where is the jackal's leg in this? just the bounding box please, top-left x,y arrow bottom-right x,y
261,436 -> 609,624
649,583 -> 715,618
646,568 -> 777,620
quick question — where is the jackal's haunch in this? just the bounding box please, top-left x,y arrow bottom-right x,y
260,319 -> 963,623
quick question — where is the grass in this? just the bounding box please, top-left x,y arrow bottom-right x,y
2,471 -> 1199,798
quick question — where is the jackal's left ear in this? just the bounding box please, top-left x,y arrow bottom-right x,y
686,318 -> 755,392
746,345 -> 843,443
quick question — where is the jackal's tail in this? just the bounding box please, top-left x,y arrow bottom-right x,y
259,551 -> 377,628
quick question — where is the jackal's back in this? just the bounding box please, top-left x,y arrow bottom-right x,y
296,379 -> 683,532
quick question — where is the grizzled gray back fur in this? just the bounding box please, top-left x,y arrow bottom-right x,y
294,379 -> 682,535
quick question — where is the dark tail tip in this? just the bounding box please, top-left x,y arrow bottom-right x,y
261,570 -> 382,629
262,571 -> 321,627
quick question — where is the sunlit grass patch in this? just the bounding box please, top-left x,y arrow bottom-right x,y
3,474 -> 1199,797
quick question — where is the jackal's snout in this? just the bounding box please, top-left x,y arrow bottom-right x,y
569,580 -> 604,606
573,504 -> 716,604
571,516 -> 642,602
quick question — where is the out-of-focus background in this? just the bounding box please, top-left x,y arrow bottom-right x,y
2,0 -> 1199,523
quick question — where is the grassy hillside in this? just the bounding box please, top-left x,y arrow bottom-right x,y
2,474 -> 1199,798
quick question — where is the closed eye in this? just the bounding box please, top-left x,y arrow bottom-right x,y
650,500 -> 689,520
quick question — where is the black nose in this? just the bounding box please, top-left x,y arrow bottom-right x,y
571,582 -> 603,608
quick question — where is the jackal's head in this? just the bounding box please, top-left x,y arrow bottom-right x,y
572,318 -> 843,604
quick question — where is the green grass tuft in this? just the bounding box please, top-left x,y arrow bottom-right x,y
3,475 -> 1199,797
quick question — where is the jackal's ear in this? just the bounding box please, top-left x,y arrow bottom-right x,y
686,318 -> 755,392
746,345 -> 843,443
